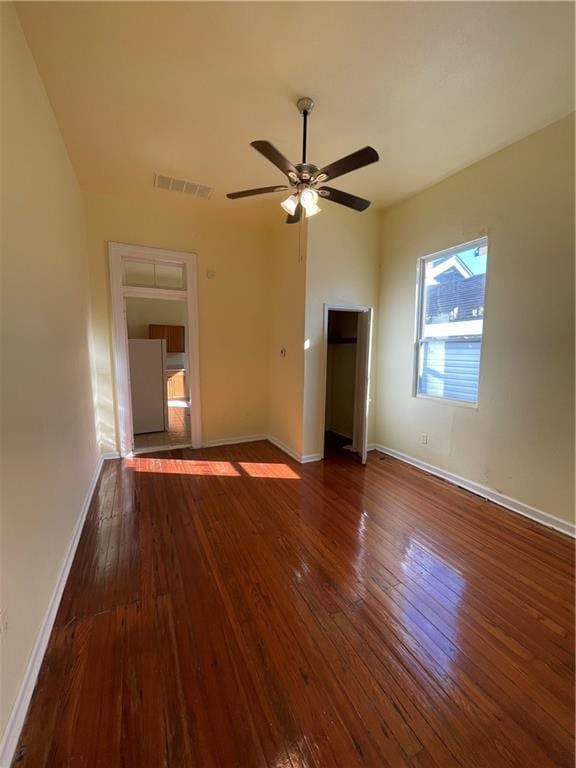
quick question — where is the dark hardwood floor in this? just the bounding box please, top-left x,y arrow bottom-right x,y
13,441 -> 574,767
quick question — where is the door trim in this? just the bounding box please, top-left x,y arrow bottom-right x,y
319,303 -> 373,462
109,241 -> 202,456
353,308 -> 373,464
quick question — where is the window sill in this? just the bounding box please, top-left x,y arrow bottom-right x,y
414,393 -> 479,410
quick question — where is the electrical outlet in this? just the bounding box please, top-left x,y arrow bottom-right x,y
420,433 -> 429,445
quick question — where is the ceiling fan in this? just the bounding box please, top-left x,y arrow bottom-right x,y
227,97 -> 379,224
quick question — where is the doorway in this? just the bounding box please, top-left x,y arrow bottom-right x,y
125,296 -> 191,451
322,306 -> 373,464
109,242 -> 202,456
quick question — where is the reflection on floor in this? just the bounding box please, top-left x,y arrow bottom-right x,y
133,400 -> 191,450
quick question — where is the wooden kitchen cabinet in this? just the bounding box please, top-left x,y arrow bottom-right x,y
165,370 -> 187,400
149,324 -> 185,353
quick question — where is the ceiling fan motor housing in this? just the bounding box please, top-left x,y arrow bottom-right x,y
295,163 -> 318,183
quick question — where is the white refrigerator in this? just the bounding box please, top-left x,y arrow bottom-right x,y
128,339 -> 168,434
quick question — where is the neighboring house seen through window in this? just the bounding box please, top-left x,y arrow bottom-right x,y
415,237 -> 488,404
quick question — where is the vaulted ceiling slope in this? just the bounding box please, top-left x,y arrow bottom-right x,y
16,1 -> 574,208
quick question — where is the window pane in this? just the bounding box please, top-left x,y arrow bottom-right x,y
415,239 -> 488,405
155,264 -> 185,289
418,339 -> 481,403
123,260 -> 155,287
421,244 -> 487,339
123,260 -> 185,290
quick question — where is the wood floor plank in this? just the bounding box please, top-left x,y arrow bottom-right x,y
201,493 -> 412,767
13,442 -> 575,767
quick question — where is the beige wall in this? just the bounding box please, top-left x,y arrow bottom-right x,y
267,221 -> 307,457
0,3 -> 98,737
84,193 -> 273,451
303,206 -> 380,457
376,115 -> 575,523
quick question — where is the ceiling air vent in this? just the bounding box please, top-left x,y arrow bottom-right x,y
154,173 -> 213,199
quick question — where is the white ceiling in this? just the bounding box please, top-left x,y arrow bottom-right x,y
17,2 -> 575,209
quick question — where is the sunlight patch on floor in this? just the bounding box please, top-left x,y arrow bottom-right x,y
125,457 -> 300,479
238,462 -> 300,479
125,457 -> 240,476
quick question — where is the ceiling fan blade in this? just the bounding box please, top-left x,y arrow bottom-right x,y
314,146 -> 379,183
318,186 -> 371,212
227,185 -> 289,199
286,202 -> 302,224
251,141 -> 300,182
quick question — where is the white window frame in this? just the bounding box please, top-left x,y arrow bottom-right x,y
413,236 -> 488,408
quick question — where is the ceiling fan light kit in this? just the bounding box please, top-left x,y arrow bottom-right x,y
280,194 -> 299,216
227,97 -> 379,223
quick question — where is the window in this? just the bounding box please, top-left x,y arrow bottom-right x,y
415,237 -> 488,405
123,260 -> 185,290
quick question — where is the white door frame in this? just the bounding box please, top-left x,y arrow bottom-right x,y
109,241 -> 202,456
319,304 -> 373,462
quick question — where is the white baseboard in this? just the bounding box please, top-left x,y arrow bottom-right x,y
100,450 -> 120,460
371,444 -> 575,538
301,453 -> 322,463
0,455 -> 108,768
202,434 -> 268,448
266,435 -> 302,462
266,436 -> 322,464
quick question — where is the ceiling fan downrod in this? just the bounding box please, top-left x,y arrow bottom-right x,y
297,97 -> 315,165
